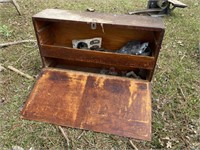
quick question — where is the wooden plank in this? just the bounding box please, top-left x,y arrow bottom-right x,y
33,9 -> 165,30
21,68 -> 151,141
40,45 -> 155,70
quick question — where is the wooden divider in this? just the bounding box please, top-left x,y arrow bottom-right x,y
41,44 -> 155,70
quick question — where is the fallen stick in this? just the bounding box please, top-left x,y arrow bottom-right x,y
0,40 -> 36,48
0,0 -> 21,15
58,126 -> 70,146
12,0 -> 21,15
178,85 -> 186,101
129,140 -> 139,150
7,66 -> 34,80
77,131 -> 85,140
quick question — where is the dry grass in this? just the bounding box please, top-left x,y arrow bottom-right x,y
0,0 -> 199,149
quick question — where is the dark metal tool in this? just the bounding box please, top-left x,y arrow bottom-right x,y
129,0 -> 187,17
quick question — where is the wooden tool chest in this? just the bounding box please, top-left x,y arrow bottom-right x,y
21,9 -> 165,141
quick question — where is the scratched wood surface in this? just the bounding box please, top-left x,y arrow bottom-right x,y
21,68 -> 151,141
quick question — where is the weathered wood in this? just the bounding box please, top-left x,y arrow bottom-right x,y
54,58 -> 139,72
21,68 -> 152,141
33,9 -> 164,30
40,45 -> 155,70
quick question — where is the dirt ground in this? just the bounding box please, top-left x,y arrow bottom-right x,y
0,0 -> 199,149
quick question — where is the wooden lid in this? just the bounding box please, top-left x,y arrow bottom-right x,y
21,68 -> 152,141
33,9 -> 165,31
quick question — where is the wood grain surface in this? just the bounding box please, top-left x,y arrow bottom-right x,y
21,68 -> 152,141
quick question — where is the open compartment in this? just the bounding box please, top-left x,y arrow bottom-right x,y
33,10 -> 164,81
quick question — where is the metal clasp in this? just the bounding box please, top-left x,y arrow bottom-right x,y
91,22 -> 97,30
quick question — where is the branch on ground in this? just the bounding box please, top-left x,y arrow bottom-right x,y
0,40 -> 36,48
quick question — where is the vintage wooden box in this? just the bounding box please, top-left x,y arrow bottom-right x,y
21,9 -> 165,141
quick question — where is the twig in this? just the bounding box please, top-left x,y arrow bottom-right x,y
129,140 -> 139,150
7,65 -> 34,80
0,0 -> 12,2
180,52 -> 186,62
0,0 -> 21,15
12,0 -> 21,15
58,126 -> 70,146
83,137 -> 95,146
170,111 -> 177,120
178,85 -> 186,101
77,130 -> 86,140
0,40 -> 36,48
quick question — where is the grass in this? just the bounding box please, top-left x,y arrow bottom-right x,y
0,0 -> 200,149
0,25 -> 12,38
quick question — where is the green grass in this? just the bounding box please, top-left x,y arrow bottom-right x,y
0,0 -> 200,149
0,25 -> 12,38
